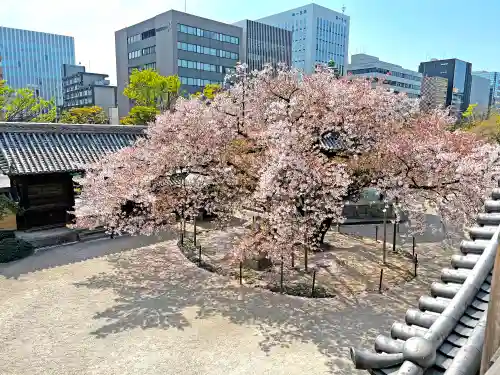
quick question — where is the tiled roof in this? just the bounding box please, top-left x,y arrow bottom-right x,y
319,131 -> 346,152
0,122 -> 146,175
350,187 -> 500,375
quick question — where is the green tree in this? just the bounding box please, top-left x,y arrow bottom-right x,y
467,113 -> 500,143
0,194 -> 18,221
124,69 -> 181,113
193,83 -> 222,100
120,106 -> 159,125
327,59 -> 341,77
0,80 -> 56,122
60,106 -> 109,124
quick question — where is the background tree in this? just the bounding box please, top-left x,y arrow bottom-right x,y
0,80 -> 56,122
193,83 -> 222,100
120,106 -> 159,125
60,106 -> 109,124
466,112 -> 500,143
123,69 -> 181,114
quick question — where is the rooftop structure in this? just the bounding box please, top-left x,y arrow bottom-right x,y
350,187 -> 500,375
348,54 -> 422,99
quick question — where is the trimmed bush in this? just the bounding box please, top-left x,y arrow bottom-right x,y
0,237 -> 35,263
0,230 -> 15,241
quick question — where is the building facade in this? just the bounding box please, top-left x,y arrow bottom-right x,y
115,10 -> 242,118
347,54 -> 422,99
61,64 -> 117,116
470,75 -> 491,117
256,3 -> 349,75
418,58 -> 472,116
420,76 -> 448,111
233,20 -> 292,72
0,27 -> 75,104
472,71 -> 500,113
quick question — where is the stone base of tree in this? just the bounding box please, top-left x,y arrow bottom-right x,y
176,226 -> 436,301
242,255 -> 272,271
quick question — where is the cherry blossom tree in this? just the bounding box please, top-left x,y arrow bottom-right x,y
228,64 -> 500,263
72,98 -> 244,236
74,62 -> 500,266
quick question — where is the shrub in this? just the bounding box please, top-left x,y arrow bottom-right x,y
0,230 -> 15,241
0,237 -> 35,263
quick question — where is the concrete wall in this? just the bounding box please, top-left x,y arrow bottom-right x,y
94,86 -> 117,114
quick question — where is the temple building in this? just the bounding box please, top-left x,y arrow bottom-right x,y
0,122 -> 145,230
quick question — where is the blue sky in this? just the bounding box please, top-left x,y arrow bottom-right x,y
0,0 -> 497,84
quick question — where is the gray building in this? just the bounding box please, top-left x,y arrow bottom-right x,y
233,20 -> 292,72
470,75 -> 491,117
61,64 -> 117,116
115,10 -> 243,118
472,71 -> 500,113
420,76 -> 448,111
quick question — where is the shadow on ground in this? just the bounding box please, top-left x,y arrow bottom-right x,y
74,238 -> 454,374
0,232 -> 173,279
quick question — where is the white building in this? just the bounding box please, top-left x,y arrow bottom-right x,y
348,54 -> 422,99
256,3 -> 349,74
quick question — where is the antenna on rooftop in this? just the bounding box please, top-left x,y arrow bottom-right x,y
342,4 -> 346,13
184,0 -> 187,12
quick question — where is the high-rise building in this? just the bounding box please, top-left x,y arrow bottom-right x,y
61,64 -> 117,116
469,75 -> 491,117
347,54 -> 422,99
472,71 -> 500,113
418,58 -> 472,116
255,3 -> 349,75
0,27 -> 75,104
420,76 -> 448,111
232,20 -> 292,72
115,10 -> 243,118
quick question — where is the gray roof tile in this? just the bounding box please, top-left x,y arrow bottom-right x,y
351,187 -> 500,375
0,122 -> 146,175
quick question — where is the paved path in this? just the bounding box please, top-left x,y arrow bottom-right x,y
0,231 -> 453,375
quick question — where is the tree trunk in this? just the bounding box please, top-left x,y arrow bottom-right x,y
315,217 -> 333,244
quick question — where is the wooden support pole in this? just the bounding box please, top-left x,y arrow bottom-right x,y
379,268 -> 384,294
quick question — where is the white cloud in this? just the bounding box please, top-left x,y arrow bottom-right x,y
1,0 -> 210,84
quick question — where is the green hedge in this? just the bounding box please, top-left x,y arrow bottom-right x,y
0,230 -> 16,241
0,237 -> 35,263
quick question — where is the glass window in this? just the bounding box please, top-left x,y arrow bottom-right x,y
180,25 -> 187,33
182,60 -> 188,68
211,48 -> 216,56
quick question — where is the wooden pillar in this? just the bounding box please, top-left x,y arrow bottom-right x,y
480,240 -> 500,375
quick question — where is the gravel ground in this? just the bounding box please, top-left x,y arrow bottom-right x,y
0,228 -> 454,375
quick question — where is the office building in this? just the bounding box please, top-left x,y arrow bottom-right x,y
115,10 -> 242,117
420,76 -> 448,111
0,27 -> 75,104
347,54 -> 422,99
61,64 -> 117,116
233,20 -> 292,72
472,71 -> 500,113
469,75 -> 491,117
256,3 -> 349,74
418,58 -> 472,116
